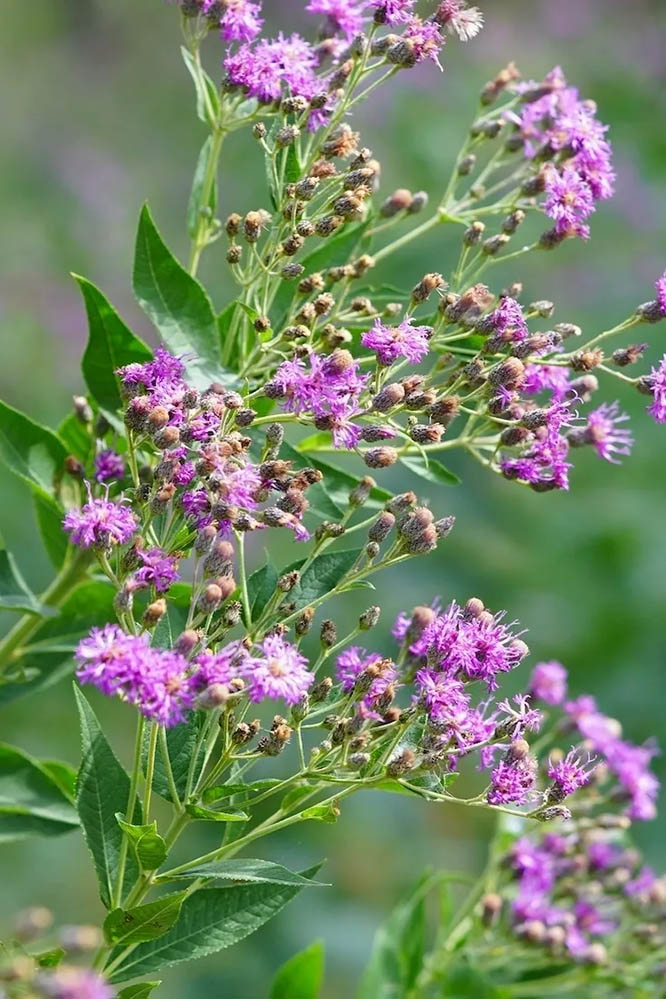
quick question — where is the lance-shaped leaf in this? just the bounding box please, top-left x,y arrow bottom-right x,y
289,549 -> 362,609
75,275 -> 152,413
0,743 -> 79,842
104,893 -> 187,947
117,984 -> 161,999
74,687 -> 141,907
400,455 -> 462,487
0,400 -> 66,496
158,858 -> 327,888
108,866 -> 322,983
270,940 -> 325,999
133,204 -> 228,389
0,534 -> 56,616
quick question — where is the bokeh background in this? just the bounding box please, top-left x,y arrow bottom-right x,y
1,0 -> 665,995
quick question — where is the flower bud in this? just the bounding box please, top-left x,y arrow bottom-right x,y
142,598 -> 167,628
373,382 -> 405,412
73,395 -> 93,424
359,605 -> 381,630
295,607 -> 315,636
198,584 -> 223,614
350,475 -> 376,507
380,188 -> 412,217
320,619 -> 337,648
311,676 -> 333,703
368,511 -> 395,542
195,684 -> 230,711
364,447 -> 398,469
412,272 -> 444,303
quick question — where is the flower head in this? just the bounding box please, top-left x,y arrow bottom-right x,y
243,635 -> 314,704
547,749 -> 596,799
35,966 -> 114,999
362,318 -> 432,365
307,0 -> 367,39
582,401 -> 633,463
646,354 -> 666,424
63,488 -> 137,549
219,0 -> 263,42
371,0 -> 415,25
488,756 -> 537,806
435,1 -> 484,40
529,661 -> 567,705
544,166 -> 594,238
132,547 -> 181,592
656,271 -> 666,316
94,450 -> 125,482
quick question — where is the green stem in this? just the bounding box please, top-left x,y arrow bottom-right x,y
0,548 -> 93,676
113,714 -> 146,909
235,531 -> 252,630
143,722 -> 159,824
159,725 -> 183,811
188,126 -> 225,277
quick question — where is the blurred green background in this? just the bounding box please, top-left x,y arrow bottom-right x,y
1,0 -> 665,995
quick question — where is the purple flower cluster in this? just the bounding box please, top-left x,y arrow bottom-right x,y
656,271 -> 666,317
307,0 -> 367,40
361,318 -> 432,366
371,0 -> 416,25
565,696 -> 660,821
646,354 -> 666,424
501,398 -> 574,491
547,748 -> 596,799
75,624 -> 196,726
225,33 -> 320,107
63,488 -> 137,550
132,547 -> 181,593
94,449 -> 125,483
529,660 -> 567,706
513,67 -> 615,239
244,634 -> 314,704
35,967 -> 114,999
582,401 -> 633,464
435,1 -> 484,41
336,645 -> 398,717
272,348 -> 369,448
504,828 -> 666,964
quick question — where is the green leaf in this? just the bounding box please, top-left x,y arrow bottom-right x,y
0,399 -> 66,496
144,711 -> 205,805
290,549 -> 362,609
133,204 -> 224,389
400,455 -> 462,487
137,832 -> 168,871
117,984 -> 161,999
159,858 -> 327,888
75,275 -> 152,413
58,412 -> 93,464
0,743 -> 79,843
201,779 -> 280,805
270,940 -> 325,999
74,687 -> 141,907
0,534 -> 55,616
302,802 -> 340,823
184,803 -> 249,823
187,137 -> 219,239
104,894 -> 186,947
360,873 -> 439,999
0,580 -> 114,706
181,46 -> 220,125
108,866 -> 322,983
36,948 -> 66,968
33,492 -> 69,569
247,561 -> 278,620
442,963 -> 504,999
40,760 -> 77,802
116,816 -> 167,866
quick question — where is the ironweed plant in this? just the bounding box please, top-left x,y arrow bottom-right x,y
0,1 -> 664,995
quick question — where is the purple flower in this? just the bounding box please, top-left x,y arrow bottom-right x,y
529,661 -> 567,705
75,625 -> 195,727
194,642 -> 248,688
182,487 -> 212,527
118,347 -> 185,391
132,547 -> 181,593
547,749 -> 596,798
486,297 -> 528,342
656,271 -> 666,316
63,488 -> 137,549
94,450 -> 125,482
35,967 -> 114,999
243,635 -> 314,704
522,362 -> 571,399
307,0 -> 368,39
544,166 -> 595,238
583,401 -> 633,463
646,354 -> 666,424
415,668 -> 470,724
435,1 -> 484,40
336,646 -> 398,712
625,866 -> 657,899
371,0 -> 416,25
225,34 -> 318,104
496,694 -> 543,737
361,318 -> 431,365
404,16 -> 445,67
501,399 -> 574,491
220,0 -> 263,43
488,757 -> 536,806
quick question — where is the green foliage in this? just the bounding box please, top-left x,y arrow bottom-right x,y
360,873 -> 438,999
0,579 -> 114,705
133,204 -> 231,389
74,687 -> 141,907
290,549 -> 362,609
116,816 -> 167,871
76,275 -> 152,413
104,894 -> 187,947
181,46 -> 220,126
187,136 -> 219,239
160,858 -> 327,888
246,560 -> 279,620
0,534 -> 55,615
270,940 -> 325,999
401,455 -> 462,487
0,399 -> 65,497
184,803 -> 249,822
108,866 -> 323,983
0,743 -> 79,842
117,984 -> 161,999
